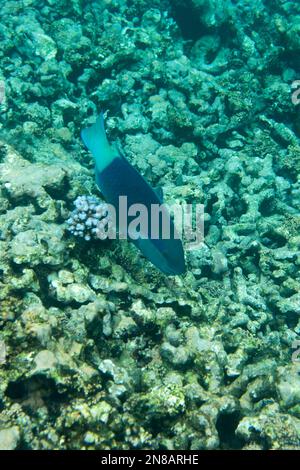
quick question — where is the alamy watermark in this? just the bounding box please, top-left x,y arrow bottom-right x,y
291,80 -> 300,105
0,80 -> 5,104
0,340 -> 6,365
292,339 -> 300,363
113,197 -> 204,250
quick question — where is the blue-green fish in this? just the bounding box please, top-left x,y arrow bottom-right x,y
81,113 -> 186,275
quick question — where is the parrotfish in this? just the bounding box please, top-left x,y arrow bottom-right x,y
81,113 -> 186,275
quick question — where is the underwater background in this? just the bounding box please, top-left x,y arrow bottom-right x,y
0,0 -> 300,450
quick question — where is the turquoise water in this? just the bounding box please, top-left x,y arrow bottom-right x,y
0,0 -> 300,450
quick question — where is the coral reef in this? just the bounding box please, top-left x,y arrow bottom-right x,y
67,195 -> 112,241
0,0 -> 299,450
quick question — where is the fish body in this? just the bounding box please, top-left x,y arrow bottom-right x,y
81,113 -> 186,275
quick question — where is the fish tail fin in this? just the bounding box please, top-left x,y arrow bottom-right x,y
81,111 -> 108,154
